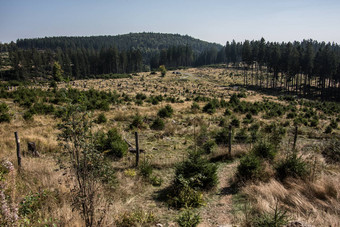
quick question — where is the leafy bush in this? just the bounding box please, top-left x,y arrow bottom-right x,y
237,154 -> 262,182
175,153 -> 218,190
202,102 -> 216,114
215,127 -> 233,145
130,114 -> 144,129
202,140 -> 217,154
150,117 -> 165,130
96,113 -> 107,124
167,176 -> 205,208
96,129 -> 128,158
0,103 -> 11,123
139,160 -> 153,178
191,102 -> 200,112
177,209 -> 201,227
252,203 -> 289,227
234,128 -> 249,144
252,140 -> 277,161
230,118 -> 240,128
229,94 -> 240,106
23,110 -> 34,121
330,119 -> 338,129
324,125 -> 332,134
276,154 -> 310,181
158,105 -> 174,118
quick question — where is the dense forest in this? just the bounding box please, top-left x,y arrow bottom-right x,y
0,33 -> 340,100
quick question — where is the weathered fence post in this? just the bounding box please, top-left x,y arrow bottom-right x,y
135,131 -> 140,167
293,125 -> 298,150
228,125 -> 232,158
14,132 -> 21,168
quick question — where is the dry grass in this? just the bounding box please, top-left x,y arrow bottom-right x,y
242,173 -> 340,226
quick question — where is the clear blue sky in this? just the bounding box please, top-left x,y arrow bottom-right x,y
1,0 -> 340,44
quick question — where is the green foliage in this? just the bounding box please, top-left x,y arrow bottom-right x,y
202,102 -> 216,114
167,176 -> 205,209
115,209 -> 155,227
150,117 -> 165,130
252,203 -> 289,227
96,128 -> 128,158
157,104 -> 174,118
19,190 -> 49,218
237,154 -> 263,182
0,103 -> 11,123
229,94 -> 240,106
324,125 -> 332,134
177,209 -> 201,227
230,118 -> 240,128
52,62 -> 63,82
276,154 -> 310,181
159,65 -> 167,76
215,127 -> 232,145
23,110 -> 34,121
130,114 -> 144,129
330,119 -> 338,129
175,153 -> 218,190
202,140 -> 217,154
234,128 -> 249,144
252,140 -> 277,161
96,113 -> 107,124
139,160 -> 153,178
191,102 -> 200,112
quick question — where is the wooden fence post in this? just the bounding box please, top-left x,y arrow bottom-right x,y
293,125 -> 298,150
228,125 -> 232,158
14,132 -> 21,168
135,131 -> 140,167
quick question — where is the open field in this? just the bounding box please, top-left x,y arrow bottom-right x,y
1,67 -> 340,226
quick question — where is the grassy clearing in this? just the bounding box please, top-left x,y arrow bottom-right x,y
0,67 -> 339,226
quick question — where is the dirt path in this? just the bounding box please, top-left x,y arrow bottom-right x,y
198,161 -> 238,227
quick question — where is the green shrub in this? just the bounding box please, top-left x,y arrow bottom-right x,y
167,176 -> 205,208
252,203 -> 289,227
330,119 -> 338,129
215,127 -> 233,145
276,154 -> 310,181
191,102 -> 200,112
0,103 -> 11,123
224,108 -> 231,116
237,154 -> 262,182
202,102 -> 216,114
235,128 -> 249,144
96,113 -> 107,124
177,209 -> 201,227
150,175 -> 163,187
230,118 -> 240,128
158,105 -> 174,118
23,110 -> 34,121
325,125 -> 332,134
139,160 -> 153,178
130,114 -> 144,129
175,153 -> 218,190
150,117 -> 165,130
252,140 -> 277,161
202,140 -> 217,154
96,129 -> 128,158
229,94 -> 240,105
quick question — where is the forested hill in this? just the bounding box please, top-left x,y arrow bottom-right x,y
15,32 -> 223,53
